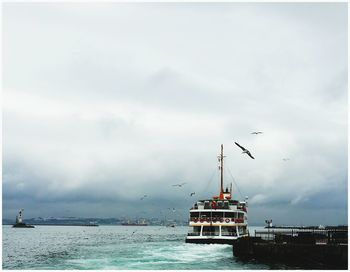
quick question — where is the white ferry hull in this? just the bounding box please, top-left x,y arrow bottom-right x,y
185,234 -> 248,245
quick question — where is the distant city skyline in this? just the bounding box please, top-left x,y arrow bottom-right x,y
3,2 -> 347,226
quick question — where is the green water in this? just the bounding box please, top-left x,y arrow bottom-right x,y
3,225 -> 270,269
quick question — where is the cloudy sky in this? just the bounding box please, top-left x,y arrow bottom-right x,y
3,3 -> 347,225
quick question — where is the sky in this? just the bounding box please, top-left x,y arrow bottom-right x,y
2,2 -> 348,226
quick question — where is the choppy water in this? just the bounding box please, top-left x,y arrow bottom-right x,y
3,225 -> 270,270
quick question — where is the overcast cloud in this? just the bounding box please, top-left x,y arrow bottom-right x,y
3,3 -> 347,225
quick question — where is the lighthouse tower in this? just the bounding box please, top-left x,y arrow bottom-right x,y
15,209 -> 24,224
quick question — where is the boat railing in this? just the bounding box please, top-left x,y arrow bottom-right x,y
189,217 -> 244,223
202,231 -> 220,236
191,205 -> 243,211
254,229 -> 348,244
187,232 -> 201,236
221,232 -> 237,236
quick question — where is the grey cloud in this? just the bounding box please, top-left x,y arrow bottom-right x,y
3,3 -> 347,225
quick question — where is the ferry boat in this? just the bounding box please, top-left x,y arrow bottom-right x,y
185,144 -> 249,244
83,222 -> 99,227
121,219 -> 148,226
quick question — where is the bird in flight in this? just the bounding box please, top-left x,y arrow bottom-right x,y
234,142 -> 255,159
190,192 -> 196,197
172,182 -> 186,187
140,195 -> 147,200
251,131 -> 263,135
282,158 -> 290,161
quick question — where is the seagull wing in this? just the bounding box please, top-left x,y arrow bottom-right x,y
247,151 -> 255,159
235,142 -> 246,151
181,182 -> 187,186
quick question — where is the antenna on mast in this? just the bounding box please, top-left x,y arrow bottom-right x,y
220,144 -> 224,198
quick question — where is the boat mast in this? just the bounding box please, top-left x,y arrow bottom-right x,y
220,144 -> 224,198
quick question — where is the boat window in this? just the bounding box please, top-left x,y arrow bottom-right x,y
211,212 -> 224,217
224,201 -> 229,209
224,212 -> 235,219
238,213 -> 244,219
238,226 -> 246,235
202,226 -> 219,235
204,201 -> 211,209
203,226 -> 218,232
222,226 -> 237,236
193,226 -> 201,232
217,201 -> 224,208
190,212 -> 200,217
187,226 -> 201,236
200,212 -> 211,217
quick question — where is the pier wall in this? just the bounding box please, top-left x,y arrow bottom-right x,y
233,229 -> 348,269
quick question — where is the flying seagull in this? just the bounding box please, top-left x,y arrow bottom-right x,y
282,158 -> 290,161
234,142 -> 255,159
172,182 -> 186,187
190,192 -> 196,197
251,131 -> 263,135
140,195 -> 147,200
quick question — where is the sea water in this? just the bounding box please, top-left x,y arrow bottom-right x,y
3,225 -> 271,270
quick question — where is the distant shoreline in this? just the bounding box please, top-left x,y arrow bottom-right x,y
3,224 -> 265,227
2,224 -> 184,227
